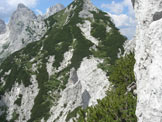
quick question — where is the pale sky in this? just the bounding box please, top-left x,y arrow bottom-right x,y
0,0 -> 136,39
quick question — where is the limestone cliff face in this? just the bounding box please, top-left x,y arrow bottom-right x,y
5,3 -> 47,59
133,0 -> 162,121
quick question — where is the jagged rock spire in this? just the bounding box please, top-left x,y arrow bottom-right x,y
8,3 -> 36,40
9,3 -> 36,23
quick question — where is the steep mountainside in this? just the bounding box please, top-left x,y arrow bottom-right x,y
0,4 -> 47,63
0,0 -> 127,122
133,0 -> 162,121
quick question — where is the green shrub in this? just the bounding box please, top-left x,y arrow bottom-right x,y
76,53 -> 137,122
66,106 -> 82,122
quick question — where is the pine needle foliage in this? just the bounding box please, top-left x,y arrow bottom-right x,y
76,53 -> 137,122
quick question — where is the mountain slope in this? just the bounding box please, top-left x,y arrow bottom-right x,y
0,0 -> 127,122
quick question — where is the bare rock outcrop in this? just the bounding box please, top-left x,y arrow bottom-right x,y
133,0 -> 162,121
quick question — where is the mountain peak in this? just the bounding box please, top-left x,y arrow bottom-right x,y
74,0 -> 98,18
74,0 -> 93,5
9,3 -> 36,25
17,3 -> 28,9
45,4 -> 65,18
8,3 -> 37,41
74,0 -> 91,2
16,3 -> 36,17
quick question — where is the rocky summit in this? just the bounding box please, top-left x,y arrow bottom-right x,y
0,0 -> 137,122
0,3 -> 47,63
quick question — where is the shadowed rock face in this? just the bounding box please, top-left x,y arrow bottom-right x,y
69,68 -> 78,84
82,90 -> 91,109
153,11 -> 162,21
131,0 -> 135,8
0,19 -> 6,34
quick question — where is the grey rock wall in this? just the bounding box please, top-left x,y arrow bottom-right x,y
0,19 -> 6,34
134,0 -> 162,121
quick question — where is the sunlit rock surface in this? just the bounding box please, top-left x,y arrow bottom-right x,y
133,0 -> 162,121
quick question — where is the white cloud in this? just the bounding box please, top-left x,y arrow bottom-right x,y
122,0 -> 134,15
109,13 -> 136,39
36,9 -> 43,15
7,0 -> 37,8
0,0 -> 38,21
110,13 -> 136,27
110,14 -> 128,27
101,1 -> 123,14
120,26 -> 136,39
101,0 -> 134,15
101,0 -> 136,39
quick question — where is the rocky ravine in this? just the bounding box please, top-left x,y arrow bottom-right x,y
133,0 -> 162,121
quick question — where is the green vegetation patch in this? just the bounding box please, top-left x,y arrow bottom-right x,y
10,110 -> 19,122
91,10 -> 127,64
76,53 -> 137,122
28,63 -> 50,122
66,106 -> 82,122
0,106 -> 7,122
70,26 -> 93,69
14,94 -> 23,106
28,65 -> 70,121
